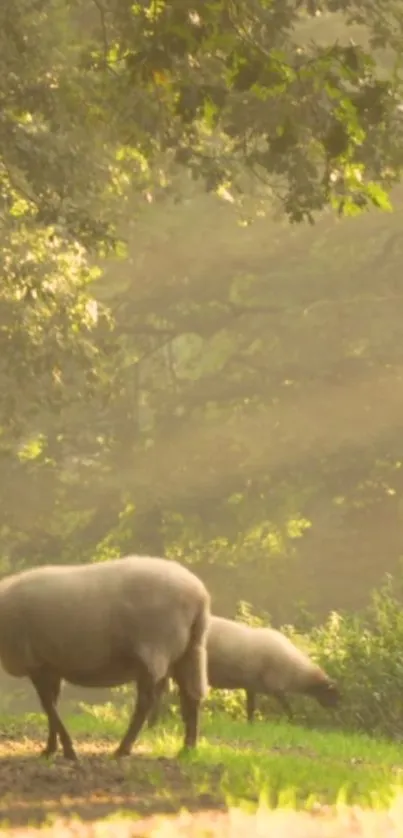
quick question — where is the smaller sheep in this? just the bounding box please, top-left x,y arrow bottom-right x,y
148,615 -> 339,727
0,555 -> 210,760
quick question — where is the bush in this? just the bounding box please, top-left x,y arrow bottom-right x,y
152,570 -> 403,739
306,571 -> 403,737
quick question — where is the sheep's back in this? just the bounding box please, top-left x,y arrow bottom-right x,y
207,617 -> 265,690
250,627 -> 319,692
0,556 -> 208,681
206,618 -> 317,694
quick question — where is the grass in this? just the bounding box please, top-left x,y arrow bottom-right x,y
1,707 -> 403,835
4,706 -> 403,813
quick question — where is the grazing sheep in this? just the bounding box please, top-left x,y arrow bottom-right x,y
0,555 -> 210,760
148,615 -> 339,727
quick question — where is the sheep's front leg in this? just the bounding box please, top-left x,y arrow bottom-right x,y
273,691 -> 293,721
114,671 -> 155,758
30,669 -> 76,761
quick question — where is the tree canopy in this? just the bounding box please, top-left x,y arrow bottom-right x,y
1,0 -> 403,622
3,0 -> 403,238
97,0 -> 403,220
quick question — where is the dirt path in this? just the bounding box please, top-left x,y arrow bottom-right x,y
0,736 -> 225,827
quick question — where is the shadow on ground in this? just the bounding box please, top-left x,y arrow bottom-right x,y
0,736 -> 224,827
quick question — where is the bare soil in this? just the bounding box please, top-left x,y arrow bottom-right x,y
0,733 -> 225,828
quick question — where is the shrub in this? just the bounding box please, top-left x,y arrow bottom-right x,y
305,572 -> 403,737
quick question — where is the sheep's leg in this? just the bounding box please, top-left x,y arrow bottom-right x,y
30,670 -> 77,761
114,672 -> 155,758
177,682 -> 199,751
148,677 -> 168,729
246,690 -> 256,723
42,675 -> 62,756
273,692 -> 293,721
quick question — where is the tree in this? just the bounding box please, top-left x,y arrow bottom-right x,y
1,0 -> 403,624
0,0 -> 120,567
84,0 -> 403,221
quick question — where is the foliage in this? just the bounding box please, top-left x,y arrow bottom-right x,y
4,0 -> 401,235
2,0 -> 403,620
152,569 -> 403,740
90,0 -> 403,221
308,571 -> 403,737
0,0 -> 119,567
0,0 -> 122,248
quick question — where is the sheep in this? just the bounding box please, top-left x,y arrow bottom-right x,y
148,614 -> 339,727
0,554 -> 210,760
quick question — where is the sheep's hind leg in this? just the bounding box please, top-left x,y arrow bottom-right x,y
42,674 -> 62,756
30,669 -> 77,761
148,676 -> 168,729
114,669 -> 155,758
175,679 -> 200,752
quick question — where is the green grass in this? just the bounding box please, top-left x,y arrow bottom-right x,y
152,716 -> 403,809
6,707 -> 403,812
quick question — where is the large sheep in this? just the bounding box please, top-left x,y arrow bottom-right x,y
0,555 -> 210,760
148,615 -> 339,726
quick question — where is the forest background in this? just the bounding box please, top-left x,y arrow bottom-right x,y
2,0 -> 403,718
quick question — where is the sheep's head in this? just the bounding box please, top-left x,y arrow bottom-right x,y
307,673 -> 340,708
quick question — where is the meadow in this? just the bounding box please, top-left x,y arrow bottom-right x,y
1,706 -> 403,837
2,574 -> 403,836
